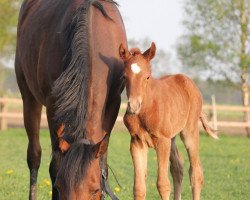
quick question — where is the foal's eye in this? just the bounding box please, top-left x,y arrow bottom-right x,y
147,76 -> 150,80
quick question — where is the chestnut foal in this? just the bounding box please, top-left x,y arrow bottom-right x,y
119,42 -> 218,200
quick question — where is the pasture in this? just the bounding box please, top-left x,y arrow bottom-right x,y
0,128 -> 250,200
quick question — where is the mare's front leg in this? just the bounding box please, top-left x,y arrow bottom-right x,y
130,135 -> 148,200
154,136 -> 172,200
46,101 -> 63,200
17,78 -> 42,200
101,96 -> 122,175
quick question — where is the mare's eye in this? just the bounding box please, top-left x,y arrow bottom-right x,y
91,188 -> 100,196
122,75 -> 126,80
54,180 -> 62,192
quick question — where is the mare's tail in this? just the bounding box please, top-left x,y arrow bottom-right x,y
200,112 -> 219,139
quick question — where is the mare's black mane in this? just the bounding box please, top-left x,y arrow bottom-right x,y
52,0 -> 118,196
52,0 -> 117,142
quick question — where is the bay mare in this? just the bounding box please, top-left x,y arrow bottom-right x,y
15,0 -> 127,199
119,43 -> 218,200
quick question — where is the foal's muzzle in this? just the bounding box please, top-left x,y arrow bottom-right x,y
127,99 -> 142,115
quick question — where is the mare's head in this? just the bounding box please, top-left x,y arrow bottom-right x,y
119,42 -> 156,114
55,135 -> 109,200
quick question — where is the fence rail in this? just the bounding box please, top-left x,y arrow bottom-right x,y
1,97 -> 250,133
203,105 -> 250,112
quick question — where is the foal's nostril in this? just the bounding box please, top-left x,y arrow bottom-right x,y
128,101 -> 131,108
127,99 -> 142,114
138,102 -> 141,110
127,101 -> 131,112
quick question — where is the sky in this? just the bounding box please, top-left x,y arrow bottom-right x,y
117,0 -> 184,55
3,1 -> 184,70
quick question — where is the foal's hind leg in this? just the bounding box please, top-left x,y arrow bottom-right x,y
170,137 -> 184,200
181,123 -> 204,200
20,84 -> 42,200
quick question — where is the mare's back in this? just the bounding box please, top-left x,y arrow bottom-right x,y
15,0 -> 80,102
16,0 -> 74,66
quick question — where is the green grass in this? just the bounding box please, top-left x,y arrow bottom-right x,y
0,129 -> 250,200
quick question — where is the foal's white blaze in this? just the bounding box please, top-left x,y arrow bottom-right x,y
131,63 -> 141,74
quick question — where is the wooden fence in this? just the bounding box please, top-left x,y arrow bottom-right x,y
1,97 -> 250,133
0,97 -> 47,130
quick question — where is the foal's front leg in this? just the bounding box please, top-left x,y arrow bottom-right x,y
155,136 -> 172,200
130,136 -> 148,200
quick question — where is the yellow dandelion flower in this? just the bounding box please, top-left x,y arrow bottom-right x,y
43,179 -> 51,186
114,187 -> 120,193
39,185 -> 44,189
6,169 -> 14,175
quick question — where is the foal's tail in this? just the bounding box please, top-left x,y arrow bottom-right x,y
200,112 -> 219,139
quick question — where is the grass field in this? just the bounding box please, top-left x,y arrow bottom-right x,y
0,129 -> 250,200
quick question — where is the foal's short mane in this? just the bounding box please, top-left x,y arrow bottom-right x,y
130,48 -> 141,55
52,0 -> 118,195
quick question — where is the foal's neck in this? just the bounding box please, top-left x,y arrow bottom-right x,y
142,78 -> 159,110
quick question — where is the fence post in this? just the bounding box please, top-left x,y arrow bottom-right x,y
0,100 -> 7,131
211,95 -> 218,130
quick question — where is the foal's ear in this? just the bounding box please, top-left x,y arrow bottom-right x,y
119,43 -> 131,61
95,134 -> 109,158
143,42 -> 156,61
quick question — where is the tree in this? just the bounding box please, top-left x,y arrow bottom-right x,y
0,0 -> 21,58
177,0 -> 250,135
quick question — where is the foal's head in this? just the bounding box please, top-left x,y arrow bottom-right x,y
55,135 -> 109,200
119,42 -> 156,114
